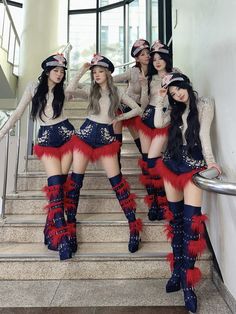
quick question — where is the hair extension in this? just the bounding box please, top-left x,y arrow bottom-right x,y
31,67 -> 66,121
88,67 -> 120,119
166,84 -> 201,159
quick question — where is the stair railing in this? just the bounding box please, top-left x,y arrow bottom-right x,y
193,168 -> 236,196
0,0 -> 20,75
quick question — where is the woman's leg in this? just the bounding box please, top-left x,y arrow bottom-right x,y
128,125 -> 142,154
100,154 -> 142,253
113,121 -> 123,170
163,181 -> 184,293
63,150 -> 89,253
41,155 -> 72,260
181,182 -> 207,313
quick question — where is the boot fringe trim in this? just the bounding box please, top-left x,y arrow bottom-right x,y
186,267 -> 202,287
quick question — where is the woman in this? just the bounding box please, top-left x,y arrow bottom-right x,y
136,40 -> 173,221
65,54 -> 143,253
157,72 -> 221,313
113,39 -> 150,157
0,54 -> 75,260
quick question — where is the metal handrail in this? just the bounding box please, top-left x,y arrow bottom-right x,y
114,60 -> 135,68
193,168 -> 236,196
1,132 -> 10,220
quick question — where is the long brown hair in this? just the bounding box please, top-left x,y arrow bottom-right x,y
88,67 -> 120,119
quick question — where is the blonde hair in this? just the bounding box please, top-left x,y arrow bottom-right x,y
88,67 -> 120,119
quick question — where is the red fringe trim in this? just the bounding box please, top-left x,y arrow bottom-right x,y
47,206 -> 64,221
138,159 -> 148,170
119,193 -> 137,208
129,218 -> 143,233
48,226 -> 70,247
157,195 -> 167,205
144,195 -> 155,206
42,185 -> 61,199
136,118 -> 169,139
164,224 -> 174,241
164,207 -> 174,221
72,135 -> 120,162
154,159 -> 206,190
188,238 -> 207,257
122,116 -> 139,128
186,267 -> 202,287
139,174 -> 152,186
191,214 -> 208,234
112,178 -> 130,194
167,252 -> 174,272
67,222 -> 76,236
34,138 -> 74,160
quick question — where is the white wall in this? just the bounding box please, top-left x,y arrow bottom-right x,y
172,0 -> 236,299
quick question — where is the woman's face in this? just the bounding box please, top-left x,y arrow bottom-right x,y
136,49 -> 150,66
152,53 -> 166,72
48,67 -> 65,84
92,66 -> 107,85
169,86 -> 189,104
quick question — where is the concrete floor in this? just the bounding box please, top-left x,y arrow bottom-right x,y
0,279 -> 232,314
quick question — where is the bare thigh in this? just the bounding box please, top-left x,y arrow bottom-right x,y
148,135 -> 167,158
72,151 -> 90,174
139,131 -> 151,154
128,125 -> 139,140
164,180 -> 184,202
41,156 -> 62,178
100,154 -> 120,178
184,181 -> 202,206
60,151 -> 73,174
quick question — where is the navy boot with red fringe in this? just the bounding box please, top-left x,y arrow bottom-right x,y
109,173 -> 142,253
165,200 -> 184,293
181,204 -> 207,313
147,157 -> 168,221
43,175 -> 72,260
64,172 -> 84,253
139,154 -> 160,221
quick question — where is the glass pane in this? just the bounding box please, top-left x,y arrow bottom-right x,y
99,0 -> 120,7
9,5 -> 23,37
2,14 -> 10,50
0,4 -> 4,37
151,0 -> 158,42
69,13 -> 96,81
128,0 -> 146,62
100,6 -> 124,74
69,0 -> 96,10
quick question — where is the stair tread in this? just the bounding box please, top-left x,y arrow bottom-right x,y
6,189 -> 145,199
3,213 -> 163,225
0,242 -> 211,260
18,168 -> 141,177
6,190 -> 146,201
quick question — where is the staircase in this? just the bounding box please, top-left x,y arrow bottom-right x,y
0,98 -> 212,282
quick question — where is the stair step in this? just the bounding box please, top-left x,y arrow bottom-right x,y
17,169 -> 143,191
0,242 -> 212,280
1,213 -> 167,243
6,189 -> 147,214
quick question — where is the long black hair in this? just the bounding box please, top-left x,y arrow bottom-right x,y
166,82 -> 202,159
147,52 -> 173,94
31,66 -> 66,121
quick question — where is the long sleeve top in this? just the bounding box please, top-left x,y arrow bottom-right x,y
0,81 -> 67,140
113,67 -> 149,110
147,74 -> 171,128
180,97 -> 216,165
65,69 -> 142,125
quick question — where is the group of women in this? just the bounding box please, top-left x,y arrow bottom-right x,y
0,38 -> 221,313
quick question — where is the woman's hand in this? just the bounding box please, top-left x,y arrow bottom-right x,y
207,162 -> 222,175
158,87 -> 168,98
139,69 -> 148,86
82,62 -> 91,72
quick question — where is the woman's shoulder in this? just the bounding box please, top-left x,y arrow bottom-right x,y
197,97 -> 214,115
